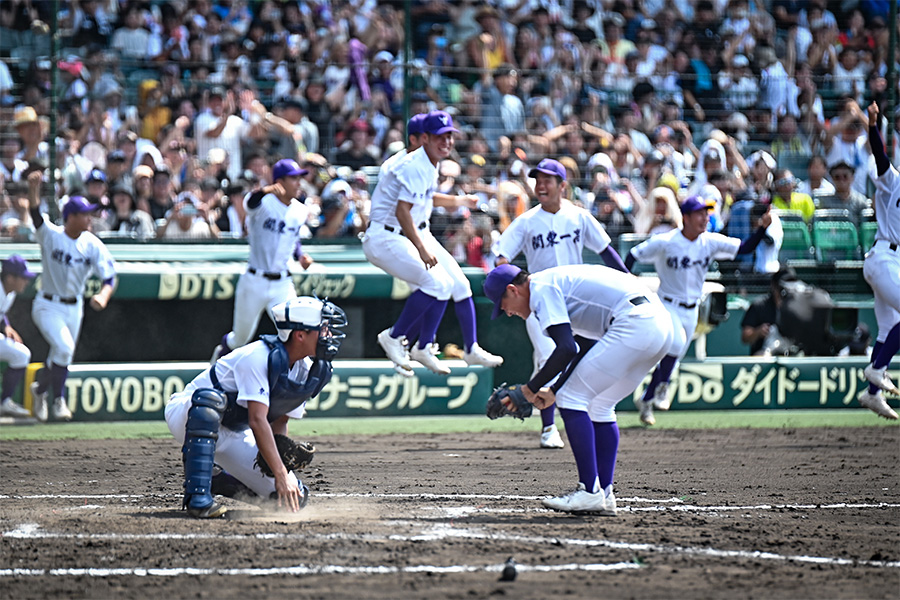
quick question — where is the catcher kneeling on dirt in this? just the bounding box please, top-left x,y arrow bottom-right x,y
165,297 -> 347,519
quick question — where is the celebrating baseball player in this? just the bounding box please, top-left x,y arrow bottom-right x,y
484,263 -> 674,514
625,195 -> 771,425
211,158 -> 313,363
362,110 -> 502,376
857,102 -> 900,420
166,296 -> 347,518
493,157 -> 628,449
0,256 -> 37,418
27,171 -> 117,422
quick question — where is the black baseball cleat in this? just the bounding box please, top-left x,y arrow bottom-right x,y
186,501 -> 227,519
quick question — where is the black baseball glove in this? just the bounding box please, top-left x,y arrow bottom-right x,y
254,434 -> 316,477
486,383 -> 533,420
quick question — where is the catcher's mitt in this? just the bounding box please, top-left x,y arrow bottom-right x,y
486,383 -> 533,420
254,434 -> 316,477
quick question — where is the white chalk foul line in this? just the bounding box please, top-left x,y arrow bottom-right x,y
0,561 -> 640,578
4,523 -> 898,570
4,492 -> 898,514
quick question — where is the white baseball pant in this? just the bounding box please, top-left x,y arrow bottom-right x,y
228,270 -> 297,348
0,334 -> 31,368
165,390 -> 300,497
863,241 -> 900,342
362,224 -> 456,300
553,298 -> 674,422
660,299 -> 699,359
31,295 -> 83,366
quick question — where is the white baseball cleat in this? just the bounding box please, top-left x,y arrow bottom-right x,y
540,424 -> 565,449
463,343 -> 504,368
863,365 -> 900,395
600,484 -> 617,517
857,390 -> 899,420
542,483 -> 609,514
651,382 -> 672,411
409,343 -> 451,375
52,397 -> 73,421
30,382 -> 48,422
377,329 -> 412,372
635,397 -> 656,426
0,397 -> 31,418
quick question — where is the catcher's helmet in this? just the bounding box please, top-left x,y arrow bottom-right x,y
271,296 -> 347,359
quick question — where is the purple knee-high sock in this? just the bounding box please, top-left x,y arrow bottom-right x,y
415,300 -> 449,350
391,290 -> 436,339
593,421 -> 620,489
873,323 -> 899,370
868,341 -> 884,394
541,405 -> 555,427
642,354 -> 678,400
1,366 -> 26,400
417,299 -> 448,351
453,297 -> 478,352
49,363 -> 69,399
559,407 -> 600,493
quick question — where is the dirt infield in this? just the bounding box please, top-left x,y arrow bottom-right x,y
1,426 -> 898,599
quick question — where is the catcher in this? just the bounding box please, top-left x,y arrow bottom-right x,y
165,296 -> 347,518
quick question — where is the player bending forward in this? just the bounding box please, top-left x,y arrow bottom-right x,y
485,264 -> 674,514
857,102 -> 900,420
166,296 -> 347,518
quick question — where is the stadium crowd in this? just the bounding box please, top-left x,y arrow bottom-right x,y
0,0 -> 898,274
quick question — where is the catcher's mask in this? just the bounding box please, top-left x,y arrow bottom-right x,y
271,296 -> 347,360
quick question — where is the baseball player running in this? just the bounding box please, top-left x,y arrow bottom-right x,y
484,263 -> 674,514
857,102 -> 900,420
27,171 -> 116,422
494,157 -> 628,449
0,256 -> 37,418
362,110 -> 502,376
211,158 -> 313,362
166,296 -> 347,518
626,196 -> 771,425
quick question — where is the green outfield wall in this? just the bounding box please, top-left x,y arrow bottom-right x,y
17,358 -> 897,422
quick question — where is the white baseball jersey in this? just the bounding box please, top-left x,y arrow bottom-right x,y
863,159 -> 900,343
368,146 -> 436,229
631,229 -> 740,305
871,161 -> 900,246
528,265 -> 674,420
530,265 -> 654,340
34,221 -> 116,297
165,340 -> 311,498
495,201 -> 612,376
245,192 -> 309,274
0,287 -> 30,369
494,201 -> 611,271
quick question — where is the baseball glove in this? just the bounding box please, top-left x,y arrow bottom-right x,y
486,383 -> 533,420
254,434 -> 316,477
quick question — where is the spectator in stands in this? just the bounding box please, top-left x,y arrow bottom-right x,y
13,107 -> 49,169
825,99 -> 872,196
105,150 -> 132,192
157,192 -> 218,240
797,155 -> 835,198
193,86 -> 254,182
132,165 -> 154,215
109,184 -> 155,240
214,180 -> 248,238
771,168 -> 816,222
478,64 -> 525,154
334,120 -> 378,170
816,160 -> 871,226
148,167 -> 176,222
746,150 -> 777,204
111,4 -> 152,59
769,114 -> 812,157
68,0 -> 112,50
634,186 -> 682,236
749,201 -> 783,274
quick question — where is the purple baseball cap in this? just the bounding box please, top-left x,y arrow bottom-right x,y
0,255 -> 36,279
407,113 -> 426,136
422,110 -> 459,135
62,196 -> 100,221
484,263 -> 522,319
680,195 -> 715,215
528,158 -> 567,180
272,158 -> 308,181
